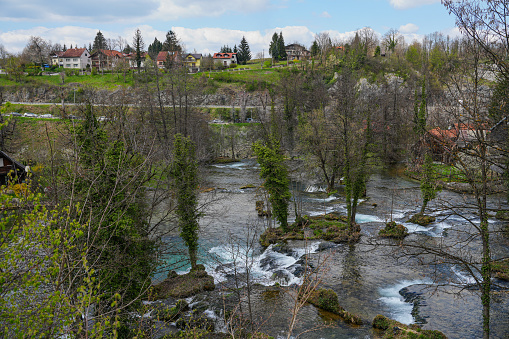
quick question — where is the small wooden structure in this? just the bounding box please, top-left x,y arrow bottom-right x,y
0,150 -> 26,186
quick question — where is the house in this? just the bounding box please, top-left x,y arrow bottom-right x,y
60,48 -> 91,70
124,52 -> 147,69
183,53 -> 202,73
213,53 -> 237,67
285,44 -> 311,61
51,51 -> 65,67
90,49 -> 124,70
0,150 -> 26,186
156,51 -> 181,69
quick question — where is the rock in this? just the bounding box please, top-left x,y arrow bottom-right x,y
408,213 -> 435,226
271,243 -> 292,255
317,241 -> 336,252
308,288 -> 363,325
493,258 -> 509,281
175,310 -> 215,332
191,301 -> 209,313
271,270 -> 291,284
379,221 -> 408,239
151,267 -> 215,300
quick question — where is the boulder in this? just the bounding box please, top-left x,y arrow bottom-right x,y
408,213 -> 435,226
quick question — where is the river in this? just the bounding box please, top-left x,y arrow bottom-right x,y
157,159 -> 509,339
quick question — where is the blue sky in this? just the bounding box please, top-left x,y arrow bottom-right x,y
0,0 -> 459,55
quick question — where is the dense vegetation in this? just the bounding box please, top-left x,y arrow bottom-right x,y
0,3 -> 509,337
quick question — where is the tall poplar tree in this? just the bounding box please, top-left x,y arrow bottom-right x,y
170,134 -> 200,270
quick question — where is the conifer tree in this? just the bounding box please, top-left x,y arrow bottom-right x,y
163,30 -> 181,52
237,36 -> 252,65
148,37 -> 163,60
92,30 -> 107,51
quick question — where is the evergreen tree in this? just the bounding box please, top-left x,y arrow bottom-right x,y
220,45 -> 233,53
170,134 -> 200,270
92,30 -> 107,51
278,32 -> 287,60
88,43 -> 92,52
63,44 -> 67,51
132,28 -> 144,73
237,36 -> 252,65
420,153 -> 440,214
233,44 -> 238,53
413,78 -> 427,136
269,32 -> 280,61
148,37 -> 163,60
163,30 -> 181,52
310,40 -> 319,57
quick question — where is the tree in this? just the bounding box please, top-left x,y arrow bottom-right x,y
70,102 -> 157,333
413,78 -> 427,136
310,40 -> 319,57
92,30 -> 107,51
383,28 -> 400,55
278,32 -> 287,61
253,137 -> 291,232
237,36 -> 252,65
132,28 -> 145,73
419,153 -> 439,214
23,36 -> 50,70
269,32 -> 287,61
148,37 -> 163,60
220,45 -> 233,53
163,30 -> 182,52
269,32 -> 280,61
170,134 -> 201,270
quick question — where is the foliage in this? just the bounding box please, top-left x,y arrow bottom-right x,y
253,137 -> 291,231
413,78 -> 426,136
148,37 -> 163,60
170,133 -> 201,269
379,221 -> 409,239
132,28 -> 145,72
0,182 -> 118,337
237,36 -> 252,65
92,30 -> 107,51
307,288 -> 363,325
163,30 -> 182,52
419,153 -> 440,214
71,103 -> 157,325
269,32 -> 287,61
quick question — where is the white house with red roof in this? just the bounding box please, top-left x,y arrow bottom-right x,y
60,48 -> 91,70
213,53 -> 237,67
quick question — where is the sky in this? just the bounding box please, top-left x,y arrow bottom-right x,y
0,0 -> 460,56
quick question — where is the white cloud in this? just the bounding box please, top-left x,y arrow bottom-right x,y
399,23 -> 419,34
0,0 -> 270,24
320,11 -> 331,18
389,0 -> 439,10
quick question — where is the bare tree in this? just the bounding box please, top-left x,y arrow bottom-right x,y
23,36 -> 50,70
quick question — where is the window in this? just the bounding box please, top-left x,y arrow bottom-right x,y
73,58 -> 78,62
74,64 -> 78,67
0,158 -> 4,167
66,64 -> 71,67
66,58 -> 70,62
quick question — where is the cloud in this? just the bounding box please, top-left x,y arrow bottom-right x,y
320,11 -> 331,18
399,23 -> 419,34
389,0 -> 439,10
0,0 -> 270,23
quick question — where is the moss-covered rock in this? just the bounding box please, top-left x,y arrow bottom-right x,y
372,314 -> 447,338
151,266 -> 215,300
379,221 -> 409,239
495,210 -> 509,221
213,157 -> 240,164
154,299 -> 189,321
255,200 -> 271,217
492,258 -> 509,281
408,213 -> 435,226
308,288 -> 363,325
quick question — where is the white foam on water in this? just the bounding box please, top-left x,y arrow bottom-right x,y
212,162 -> 246,170
309,195 -> 339,202
404,221 -> 452,237
308,207 -> 336,216
208,242 -> 321,286
451,265 -> 477,284
378,279 -> 432,325
305,185 -> 327,193
356,213 -> 383,223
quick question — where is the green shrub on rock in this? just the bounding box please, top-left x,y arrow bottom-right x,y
408,213 -> 435,226
379,221 -> 409,239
